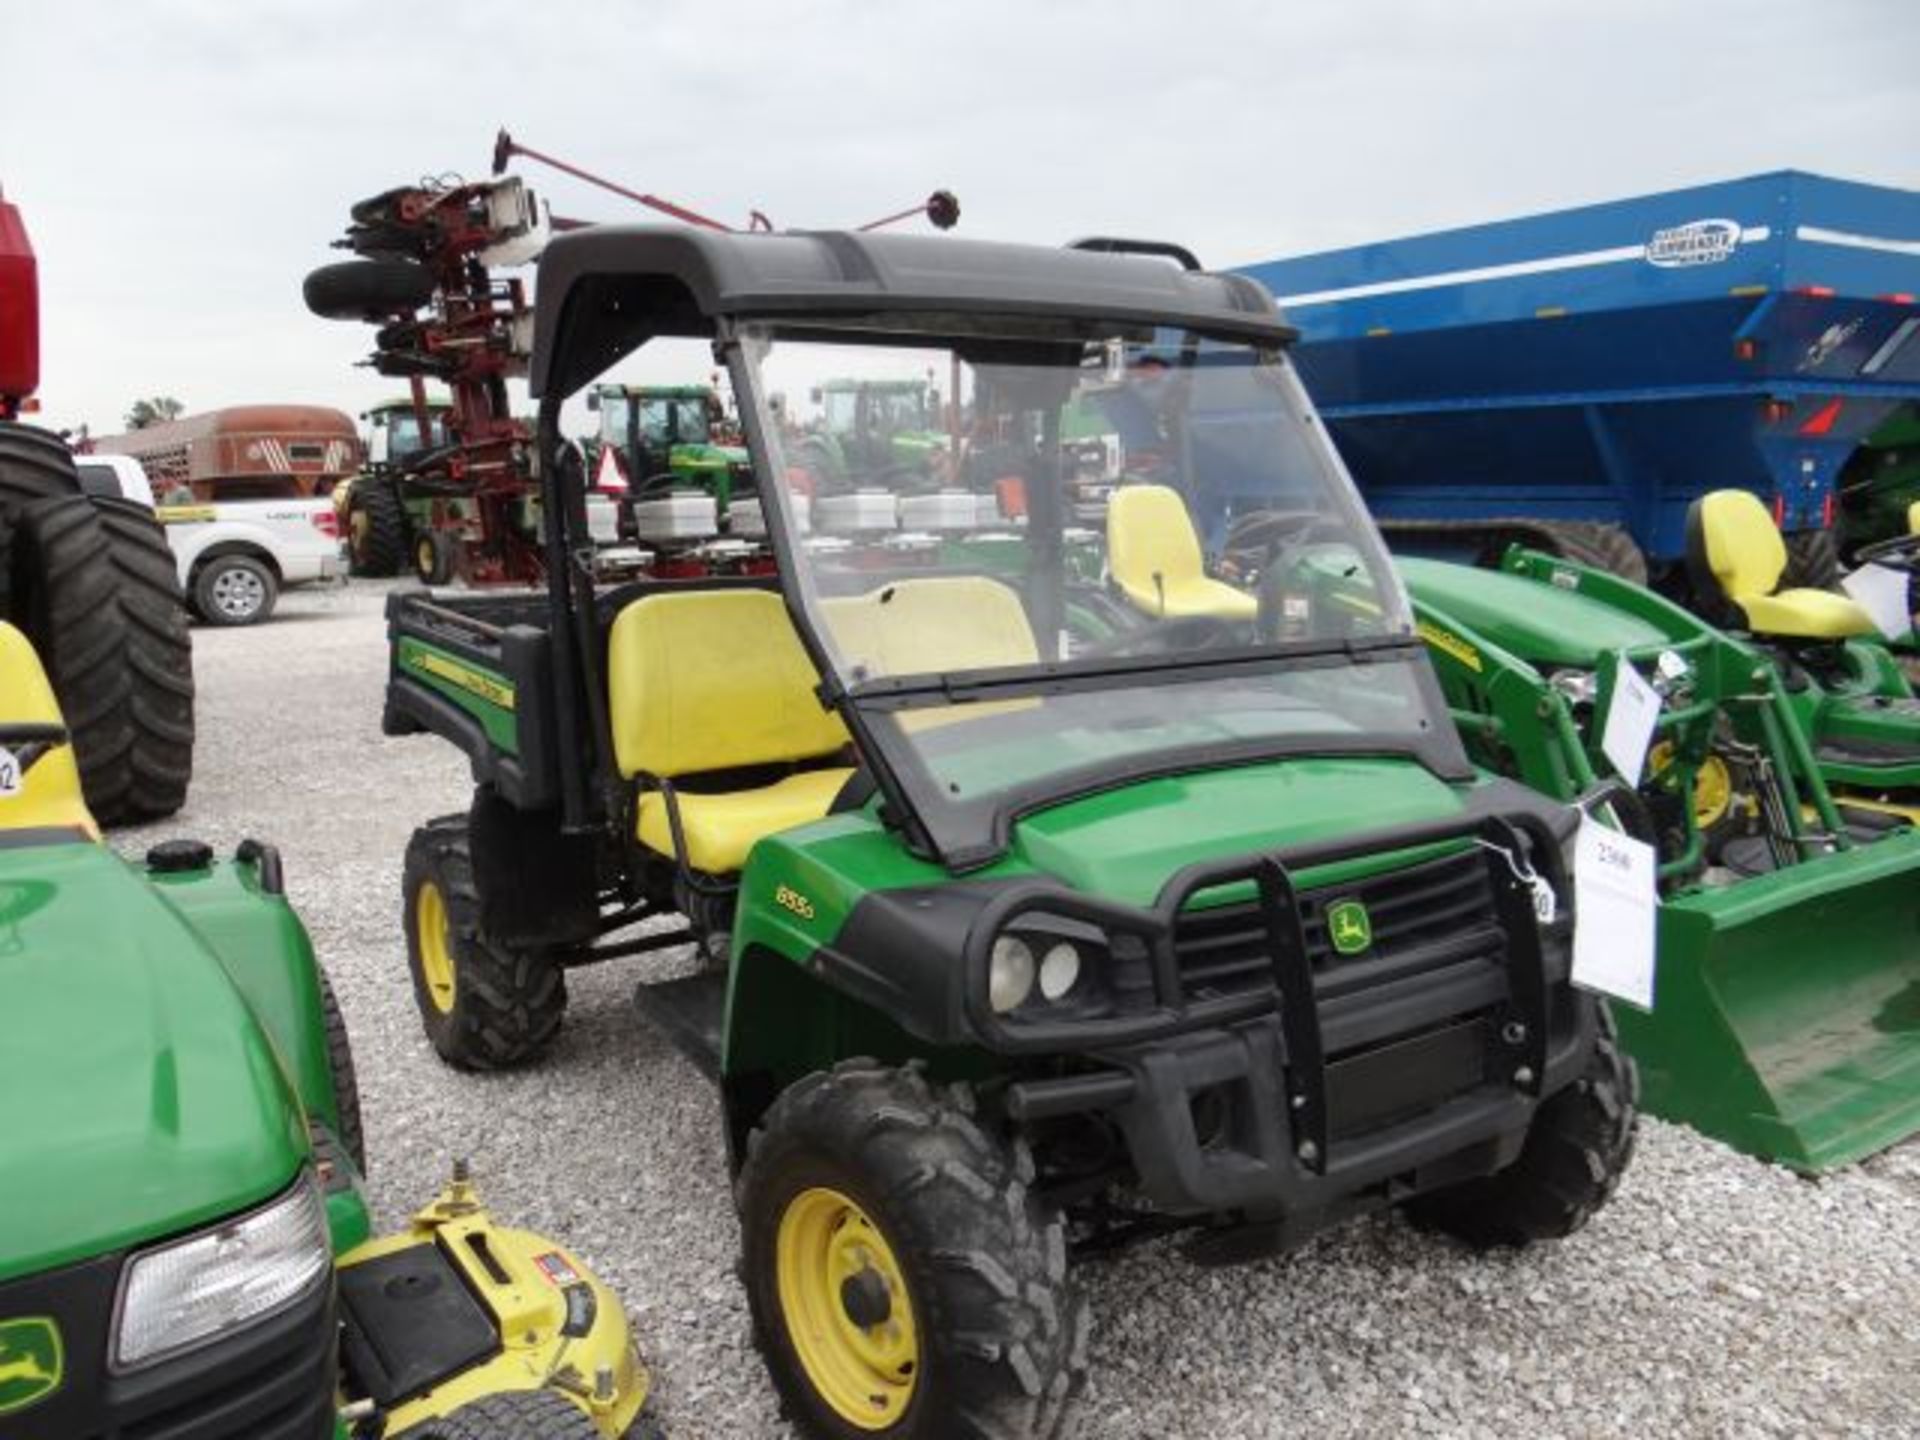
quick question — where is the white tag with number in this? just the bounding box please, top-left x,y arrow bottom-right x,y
1840,562 -> 1914,641
1571,815 -> 1657,1011
1600,655 -> 1662,786
0,747 -> 20,797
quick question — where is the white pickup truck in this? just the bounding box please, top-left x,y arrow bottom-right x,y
75,453 -> 346,625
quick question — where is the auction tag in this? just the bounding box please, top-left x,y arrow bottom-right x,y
0,748 -> 19,798
1840,563 -> 1915,641
1600,655 -> 1661,786
1571,815 -> 1657,1011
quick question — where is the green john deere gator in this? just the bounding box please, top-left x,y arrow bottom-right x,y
0,619 -> 651,1438
380,228 -> 1636,1439
1397,545 -> 1920,1172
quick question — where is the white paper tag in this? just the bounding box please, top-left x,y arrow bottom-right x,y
1840,562 -> 1915,641
1571,815 -> 1658,1011
0,747 -> 19,797
1600,655 -> 1662,786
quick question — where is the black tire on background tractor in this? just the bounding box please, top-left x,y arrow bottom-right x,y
318,965 -> 367,1174
89,497 -> 194,822
192,552 -> 278,626
347,478 -> 406,577
396,1388 -> 604,1440
10,497 -> 134,818
737,1062 -> 1088,1440
402,817 -> 567,1070
0,423 -> 84,523
1403,1000 -> 1639,1249
1783,527 -> 1843,591
303,258 -> 437,322
1530,520 -> 1650,585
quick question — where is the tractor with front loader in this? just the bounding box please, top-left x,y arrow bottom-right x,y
1395,538 -> 1920,1171
0,184 -> 194,823
380,227 -> 1636,1438
0,620 -> 654,1439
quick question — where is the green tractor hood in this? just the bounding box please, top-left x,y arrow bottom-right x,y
0,843 -> 308,1281
1008,756 -> 1480,906
1399,556 -> 1667,670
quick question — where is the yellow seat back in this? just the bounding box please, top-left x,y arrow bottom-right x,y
822,576 -> 1039,679
606,590 -> 847,779
0,622 -> 97,837
1107,484 -> 1205,609
1909,500 -> 1920,537
1698,490 -> 1788,602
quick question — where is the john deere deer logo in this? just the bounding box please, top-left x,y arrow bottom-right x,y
0,1317 -> 62,1416
1327,899 -> 1372,956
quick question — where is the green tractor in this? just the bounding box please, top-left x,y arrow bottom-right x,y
1396,544 -> 1920,1171
337,399 -> 454,580
584,383 -> 750,511
381,229 -> 1636,1438
0,620 -> 652,1438
791,377 -> 947,489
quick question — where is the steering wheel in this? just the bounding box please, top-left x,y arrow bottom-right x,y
1856,530 -> 1920,576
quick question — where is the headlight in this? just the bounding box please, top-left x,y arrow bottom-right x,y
1037,942 -> 1082,1001
114,1173 -> 330,1370
989,935 -> 1036,1013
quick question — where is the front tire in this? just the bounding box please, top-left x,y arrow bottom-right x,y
90,497 -> 194,821
414,529 -> 457,585
347,478 -> 407,577
317,965 -> 366,1173
1404,1000 -> 1638,1249
737,1063 -> 1087,1440
193,553 -> 278,626
396,1389 -> 603,1440
402,817 -> 567,1069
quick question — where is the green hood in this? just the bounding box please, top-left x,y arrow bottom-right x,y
1399,556 -> 1667,670
1009,757 -> 1474,906
0,842 -> 307,1281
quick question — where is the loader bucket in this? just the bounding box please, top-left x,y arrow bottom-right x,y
1614,828 -> 1920,1172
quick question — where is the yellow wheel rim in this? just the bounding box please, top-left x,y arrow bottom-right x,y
1648,742 -> 1735,832
417,538 -> 436,575
349,508 -> 369,550
776,1186 -> 919,1430
415,880 -> 456,1015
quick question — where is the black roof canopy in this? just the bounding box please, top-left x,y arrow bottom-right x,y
528,226 -> 1295,398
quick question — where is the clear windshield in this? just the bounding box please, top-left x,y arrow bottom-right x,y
388,410 -> 447,460
741,324 -> 1445,859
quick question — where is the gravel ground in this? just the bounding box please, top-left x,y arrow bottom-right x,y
119,581 -> 1920,1439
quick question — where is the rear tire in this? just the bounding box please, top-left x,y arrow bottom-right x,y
1403,1000 -> 1638,1249
89,497 -> 194,822
1783,528 -> 1842,591
737,1063 -> 1087,1440
0,423 -> 84,523
10,497 -> 133,819
396,1389 -> 602,1440
402,817 -> 567,1069
193,553 -> 278,626
1530,520 -> 1649,585
347,478 -> 406,577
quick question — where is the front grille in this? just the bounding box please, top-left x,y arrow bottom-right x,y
1171,847 -> 1504,1005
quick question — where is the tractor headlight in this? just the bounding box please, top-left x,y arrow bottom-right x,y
1037,942 -> 1082,1002
113,1173 -> 331,1370
989,935 -> 1037,1013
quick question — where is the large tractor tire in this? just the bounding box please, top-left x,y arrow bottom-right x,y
0,423 -> 83,524
1783,527 -> 1843,591
318,965 -> 367,1175
1529,520 -> 1649,585
90,497 -> 194,822
737,1062 -> 1087,1440
347,478 -> 407,577
10,497 -> 134,819
303,259 -> 437,322
1403,1000 -> 1638,1249
396,1390 -> 603,1440
402,817 -> 567,1069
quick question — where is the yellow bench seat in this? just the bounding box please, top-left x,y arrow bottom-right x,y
636,767 -> 854,874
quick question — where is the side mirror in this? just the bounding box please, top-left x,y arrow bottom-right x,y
368,428 -> 389,465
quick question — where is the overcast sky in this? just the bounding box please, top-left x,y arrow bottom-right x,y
4,0 -> 1915,437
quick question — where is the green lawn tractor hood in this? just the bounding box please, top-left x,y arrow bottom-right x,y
0,841 -> 315,1282
728,756 -> 1574,1068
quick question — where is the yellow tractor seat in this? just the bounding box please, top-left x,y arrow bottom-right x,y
823,576 -> 1040,732
637,768 -> 852,874
1106,484 -> 1257,622
606,589 -> 851,872
1686,490 -> 1875,641
0,622 -> 97,838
